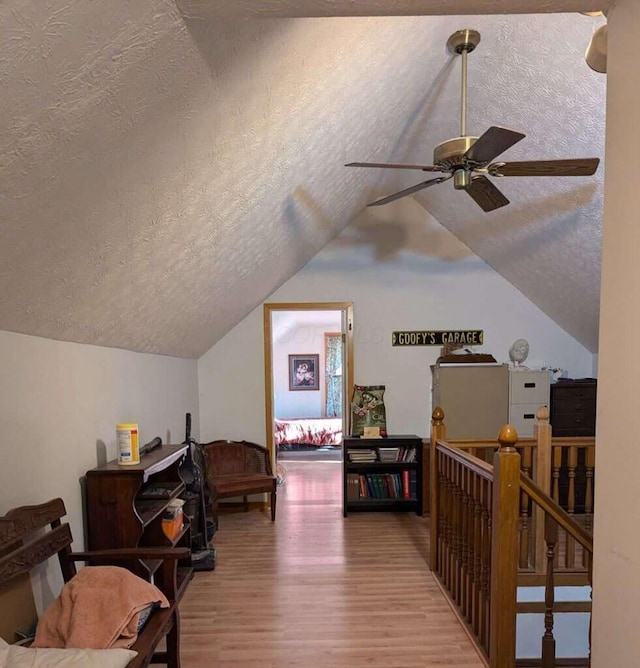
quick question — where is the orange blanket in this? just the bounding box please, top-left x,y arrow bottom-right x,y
33,566 -> 169,650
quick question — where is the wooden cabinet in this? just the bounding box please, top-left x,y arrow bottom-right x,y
85,444 -> 193,593
343,435 -> 423,517
550,379 -> 597,436
508,369 -> 550,437
431,364 -> 551,439
431,364 -> 509,439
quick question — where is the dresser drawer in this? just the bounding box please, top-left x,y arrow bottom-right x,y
552,397 -> 596,415
551,413 -> 596,436
510,370 -> 550,405
510,403 -> 548,437
552,385 -> 597,403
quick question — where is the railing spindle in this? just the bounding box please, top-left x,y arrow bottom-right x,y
452,460 -> 461,605
552,445 -> 561,505
565,446 -> 578,569
542,514 -> 559,668
519,445 -> 532,568
458,464 -> 467,614
482,477 -> 491,653
441,456 -> 450,587
472,471 -> 482,637
583,445 -> 595,568
464,467 -> 473,619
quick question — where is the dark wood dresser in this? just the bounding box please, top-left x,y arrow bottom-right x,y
550,378 -> 597,513
549,379 -> 597,436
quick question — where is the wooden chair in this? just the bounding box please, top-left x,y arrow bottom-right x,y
0,498 -> 190,668
201,440 -> 277,525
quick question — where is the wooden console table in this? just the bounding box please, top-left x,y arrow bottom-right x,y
85,444 -> 193,596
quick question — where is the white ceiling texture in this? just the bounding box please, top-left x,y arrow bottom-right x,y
0,0 -> 610,358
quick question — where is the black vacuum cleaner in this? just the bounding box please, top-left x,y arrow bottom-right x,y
180,413 -> 216,571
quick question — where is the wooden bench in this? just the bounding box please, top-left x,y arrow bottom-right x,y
0,498 -> 190,668
201,440 -> 277,525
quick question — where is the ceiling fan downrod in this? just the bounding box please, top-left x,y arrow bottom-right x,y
447,29 -> 481,139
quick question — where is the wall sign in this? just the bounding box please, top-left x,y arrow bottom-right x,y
392,330 -> 484,347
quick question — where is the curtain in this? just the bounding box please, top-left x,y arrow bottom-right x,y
325,335 -> 343,417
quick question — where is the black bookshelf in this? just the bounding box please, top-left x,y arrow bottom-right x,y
342,435 -> 423,517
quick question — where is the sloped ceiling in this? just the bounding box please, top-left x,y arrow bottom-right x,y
0,0 -> 608,358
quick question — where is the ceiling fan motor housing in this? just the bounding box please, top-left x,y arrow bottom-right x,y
434,136 -> 478,188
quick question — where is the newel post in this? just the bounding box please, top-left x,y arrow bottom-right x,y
535,406 -> 552,574
430,407 -> 446,571
489,424 -> 521,668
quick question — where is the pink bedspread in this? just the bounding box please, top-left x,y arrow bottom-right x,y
274,418 -> 343,446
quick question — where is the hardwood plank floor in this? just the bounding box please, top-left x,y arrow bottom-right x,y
180,461 -> 485,667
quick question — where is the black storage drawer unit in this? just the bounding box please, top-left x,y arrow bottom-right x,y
550,379 -> 597,436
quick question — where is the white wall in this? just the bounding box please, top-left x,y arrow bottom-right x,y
274,326 -> 324,418
199,198 -> 593,443
272,312 -> 342,418
0,330 -> 198,597
592,2 -> 640,666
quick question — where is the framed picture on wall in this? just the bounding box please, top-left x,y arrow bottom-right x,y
289,354 -> 320,391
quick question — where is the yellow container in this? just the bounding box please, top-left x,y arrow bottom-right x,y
117,423 -> 140,465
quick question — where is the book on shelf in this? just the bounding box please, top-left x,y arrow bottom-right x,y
348,471 -> 417,502
377,447 -> 400,462
347,448 -> 377,463
346,473 -> 359,500
348,446 -> 418,464
402,448 -> 416,462
402,469 -> 411,499
359,474 -> 368,498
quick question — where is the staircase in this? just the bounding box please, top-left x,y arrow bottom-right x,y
428,407 -> 594,668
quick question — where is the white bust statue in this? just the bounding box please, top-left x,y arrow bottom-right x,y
509,338 -> 530,367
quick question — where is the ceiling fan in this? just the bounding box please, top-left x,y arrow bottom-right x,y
346,29 -> 600,212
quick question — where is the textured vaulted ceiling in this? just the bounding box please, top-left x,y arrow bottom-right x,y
0,1 -> 607,358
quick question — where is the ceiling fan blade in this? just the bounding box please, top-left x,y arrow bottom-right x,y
465,175 -> 510,212
490,158 -> 600,177
346,161 -> 442,172
464,126 -> 526,165
367,175 -> 451,207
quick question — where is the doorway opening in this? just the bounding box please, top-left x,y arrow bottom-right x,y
263,302 -> 353,471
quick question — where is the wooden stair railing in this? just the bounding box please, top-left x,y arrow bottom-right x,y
527,410 -> 594,583
428,407 -> 595,579
519,473 -> 594,668
431,408 -> 521,666
430,408 -> 594,668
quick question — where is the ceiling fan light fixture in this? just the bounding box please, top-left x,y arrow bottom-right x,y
585,24 -> 607,73
453,169 -> 472,190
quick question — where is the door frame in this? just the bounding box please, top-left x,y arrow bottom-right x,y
263,302 -> 354,466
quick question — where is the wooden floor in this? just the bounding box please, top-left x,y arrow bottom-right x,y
179,461 -> 486,667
